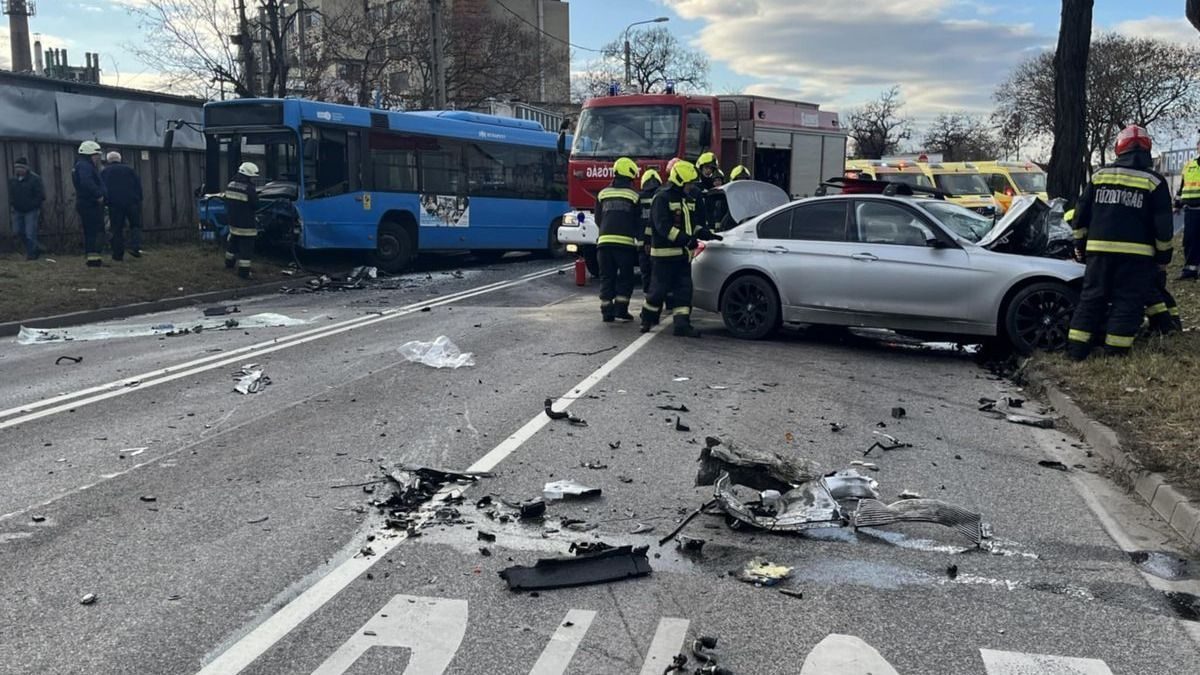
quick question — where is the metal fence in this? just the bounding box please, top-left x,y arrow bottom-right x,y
0,72 -> 204,254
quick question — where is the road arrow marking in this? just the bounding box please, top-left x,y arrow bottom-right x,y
309,594 -> 468,675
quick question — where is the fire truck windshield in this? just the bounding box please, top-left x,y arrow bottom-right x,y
570,105 -> 681,160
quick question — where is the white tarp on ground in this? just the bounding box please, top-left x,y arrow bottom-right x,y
16,313 -> 309,345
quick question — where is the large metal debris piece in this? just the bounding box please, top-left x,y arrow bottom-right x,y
233,365 -> 270,394
853,498 -> 984,545
498,545 -> 652,591
696,436 -> 821,492
715,473 -> 844,532
543,480 -> 601,500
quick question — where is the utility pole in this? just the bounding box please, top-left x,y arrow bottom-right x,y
234,0 -> 256,97
429,0 -> 446,108
296,0 -> 307,94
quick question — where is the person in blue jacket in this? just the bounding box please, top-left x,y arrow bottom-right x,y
72,141 -> 108,267
102,151 -> 144,260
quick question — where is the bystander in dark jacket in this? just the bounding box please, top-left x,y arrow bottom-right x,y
101,151 -> 144,260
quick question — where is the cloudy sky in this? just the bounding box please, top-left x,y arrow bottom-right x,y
1,0 -> 1196,119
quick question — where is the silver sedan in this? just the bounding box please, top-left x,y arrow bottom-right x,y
691,188 -> 1084,353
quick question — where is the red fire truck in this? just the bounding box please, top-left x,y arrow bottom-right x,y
557,91 -> 847,272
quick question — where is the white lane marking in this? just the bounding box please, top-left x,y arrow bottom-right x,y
0,267 -> 566,431
800,634 -> 901,675
468,329 -> 659,473
309,595 -> 468,675
637,618 -> 690,675
980,649 -> 1114,674
194,326 -> 662,675
527,610 -> 596,675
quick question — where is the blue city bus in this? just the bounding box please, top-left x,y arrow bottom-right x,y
197,98 -> 568,271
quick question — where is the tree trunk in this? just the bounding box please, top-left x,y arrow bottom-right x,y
1189,0 -> 1200,33
1047,0 -> 1093,202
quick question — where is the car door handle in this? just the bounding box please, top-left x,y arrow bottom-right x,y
767,245 -> 788,254
850,253 -> 879,262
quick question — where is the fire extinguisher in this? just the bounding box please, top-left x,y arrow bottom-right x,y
574,255 -> 587,286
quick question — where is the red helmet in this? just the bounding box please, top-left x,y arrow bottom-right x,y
1115,125 -> 1152,155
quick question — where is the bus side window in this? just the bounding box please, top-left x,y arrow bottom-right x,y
685,108 -> 712,160
420,138 -> 464,195
466,143 -> 508,197
369,131 -> 418,192
302,124 -> 349,199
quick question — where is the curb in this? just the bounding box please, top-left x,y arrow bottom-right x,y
1037,376 -> 1200,551
0,275 -> 314,338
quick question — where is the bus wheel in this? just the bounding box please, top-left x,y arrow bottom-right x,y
370,222 -> 414,273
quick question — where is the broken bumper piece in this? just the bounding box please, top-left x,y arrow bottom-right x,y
853,498 -> 984,545
498,545 -> 652,591
715,474 -> 845,532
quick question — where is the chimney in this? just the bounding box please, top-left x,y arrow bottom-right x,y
61,48 -> 68,66
33,38 -> 43,74
4,0 -> 35,73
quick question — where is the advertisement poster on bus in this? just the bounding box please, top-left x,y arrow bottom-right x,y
420,194 -> 470,228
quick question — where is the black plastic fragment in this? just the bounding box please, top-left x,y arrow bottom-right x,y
1038,460 -> 1069,472
675,417 -> 690,432
498,545 -> 652,591
203,305 -> 239,316
891,407 -> 906,419
658,404 -> 690,412
55,356 -> 82,365
519,499 -> 547,519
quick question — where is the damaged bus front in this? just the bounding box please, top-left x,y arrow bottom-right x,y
197,101 -> 301,247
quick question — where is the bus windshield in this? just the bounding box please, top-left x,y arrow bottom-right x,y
1011,172 -> 1047,193
209,130 -> 300,194
570,105 -> 680,160
878,172 -> 934,188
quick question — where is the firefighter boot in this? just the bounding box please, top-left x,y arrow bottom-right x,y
225,253 -> 236,269
673,314 -> 701,338
601,301 -> 615,323
614,302 -> 634,323
1065,341 -> 1091,362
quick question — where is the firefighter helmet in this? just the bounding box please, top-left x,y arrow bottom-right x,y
641,168 -> 662,189
730,165 -> 751,181
238,162 -> 260,178
613,157 -> 640,180
668,160 -> 699,187
696,151 -> 717,169
1115,125 -> 1152,156
78,140 -> 102,155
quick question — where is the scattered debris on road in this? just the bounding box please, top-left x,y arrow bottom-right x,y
580,460 -> 608,470
17,313 -> 308,344
1037,460 -> 1070,472
543,480 -> 601,500
1129,551 -> 1196,581
79,593 -> 97,605
398,336 -> 475,369
674,417 -> 691,432
288,266 -> 379,293
373,463 -> 487,533
737,559 -> 793,586
203,305 -> 239,316
542,346 -> 617,358
658,404 -> 690,412
695,436 -> 820,492
863,431 -> 911,456
498,544 -> 652,591
139,495 -> 157,503
980,397 -> 1056,428
543,399 -> 586,426
30,515 -> 46,523
675,535 -> 706,553
854,498 -> 984,544
891,407 -> 906,419
233,365 -> 271,394
54,356 -> 82,365
779,588 -> 804,600
247,516 -> 269,524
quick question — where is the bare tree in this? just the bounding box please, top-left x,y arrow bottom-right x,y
123,0 -> 247,97
1047,0 -> 1093,201
922,113 -> 1000,162
994,33 -> 1200,167
573,26 -> 709,100
845,87 -> 912,159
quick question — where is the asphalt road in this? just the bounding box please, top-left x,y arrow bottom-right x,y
1,254 -> 1198,675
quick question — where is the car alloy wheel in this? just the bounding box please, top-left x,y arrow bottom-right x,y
721,275 -> 779,340
1008,283 -> 1076,353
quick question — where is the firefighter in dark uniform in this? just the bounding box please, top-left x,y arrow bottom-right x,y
1067,207 -> 1179,335
729,165 -> 752,181
595,157 -> 643,322
1067,125 -> 1174,360
637,168 -> 663,294
640,160 -> 721,337
1175,140 -> 1200,280
696,151 -> 724,190
224,162 -> 259,279
72,141 -> 107,267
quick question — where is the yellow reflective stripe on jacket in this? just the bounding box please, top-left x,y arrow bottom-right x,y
1104,334 -> 1135,348
1085,239 -> 1154,256
597,234 -> 638,247
1093,167 -> 1162,191
598,187 -> 639,203
1068,329 -> 1092,343
650,247 -> 687,257
1156,239 -> 1173,252
229,227 -> 258,237
1072,227 -> 1088,240
667,226 -> 681,241
1092,174 -> 1158,192
222,191 -> 249,202
1146,303 -> 1169,317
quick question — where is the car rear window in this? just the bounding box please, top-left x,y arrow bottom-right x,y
791,202 -> 849,241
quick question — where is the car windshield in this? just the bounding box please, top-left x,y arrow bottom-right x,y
570,105 -> 681,159
1011,172 -> 1047,193
934,173 -> 990,196
877,171 -> 934,188
922,201 -> 994,242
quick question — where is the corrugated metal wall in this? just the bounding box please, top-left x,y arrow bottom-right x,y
0,75 -> 205,254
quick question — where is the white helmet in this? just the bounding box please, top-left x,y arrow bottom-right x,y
78,140 -> 102,155
238,162 -> 260,177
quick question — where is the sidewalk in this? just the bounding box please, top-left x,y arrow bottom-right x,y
0,245 -> 292,324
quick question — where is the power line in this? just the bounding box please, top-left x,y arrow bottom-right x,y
491,0 -> 605,53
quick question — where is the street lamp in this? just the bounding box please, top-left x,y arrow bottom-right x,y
623,16 -> 669,93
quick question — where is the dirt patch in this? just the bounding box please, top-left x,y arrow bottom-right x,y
0,245 -> 291,323
1030,235 -> 1200,491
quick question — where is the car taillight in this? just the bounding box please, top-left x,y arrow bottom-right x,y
692,241 -> 707,258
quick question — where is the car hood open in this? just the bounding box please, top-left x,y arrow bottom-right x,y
976,195 -> 1071,257
714,180 -> 791,225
